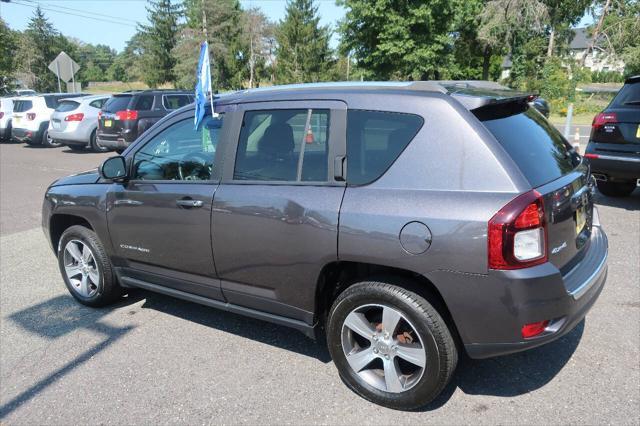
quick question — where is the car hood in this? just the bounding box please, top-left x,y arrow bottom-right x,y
50,169 -> 100,187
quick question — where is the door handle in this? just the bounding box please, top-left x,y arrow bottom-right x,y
176,198 -> 204,208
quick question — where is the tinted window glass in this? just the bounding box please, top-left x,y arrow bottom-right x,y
133,115 -> 222,181
45,96 -> 59,109
103,95 -> 132,112
476,103 -> 578,187
346,110 -> 423,185
163,95 -> 191,110
135,95 -> 154,111
13,100 -> 33,112
55,101 -> 79,112
610,82 -> 640,107
234,109 -> 329,182
89,99 -> 107,109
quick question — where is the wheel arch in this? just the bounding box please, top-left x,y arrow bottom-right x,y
49,213 -> 94,253
314,261 -> 463,348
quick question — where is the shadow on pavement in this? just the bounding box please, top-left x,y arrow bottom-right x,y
594,189 -> 640,211
0,293 -> 142,420
139,290 -> 332,363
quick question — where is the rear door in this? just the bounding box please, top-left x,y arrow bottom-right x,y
99,94 -> 133,139
476,102 -> 592,272
212,100 -> 347,321
11,99 -> 33,129
51,100 -> 80,132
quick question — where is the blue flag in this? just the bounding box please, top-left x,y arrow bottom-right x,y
194,41 -> 212,129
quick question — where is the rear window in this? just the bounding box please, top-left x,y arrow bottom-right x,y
476,103 -> 578,187
346,110 -> 423,185
55,101 -> 80,112
610,82 -> 640,107
163,95 -> 191,110
103,95 -> 132,113
13,100 -> 33,112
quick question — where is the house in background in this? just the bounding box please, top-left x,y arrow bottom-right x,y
500,27 -> 625,79
568,27 -> 624,73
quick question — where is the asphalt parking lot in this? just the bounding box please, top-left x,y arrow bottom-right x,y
1,141 -> 639,424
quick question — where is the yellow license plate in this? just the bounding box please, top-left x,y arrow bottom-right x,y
576,207 -> 587,234
14,117 -> 20,125
104,120 -> 112,128
636,124 -> 640,138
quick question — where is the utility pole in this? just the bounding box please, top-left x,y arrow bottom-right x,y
202,0 -> 208,40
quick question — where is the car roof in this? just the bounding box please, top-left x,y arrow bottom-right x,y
213,80 -> 532,111
59,94 -> 110,103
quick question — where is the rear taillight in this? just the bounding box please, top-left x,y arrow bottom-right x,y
115,110 -> 138,121
27,113 -> 36,121
584,153 -> 599,159
521,320 -> 550,339
64,113 -> 84,122
98,111 -> 103,119
488,190 -> 547,270
592,112 -> 617,129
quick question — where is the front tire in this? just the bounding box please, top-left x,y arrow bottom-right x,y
596,180 -> 636,197
327,281 -> 457,410
57,225 -> 122,307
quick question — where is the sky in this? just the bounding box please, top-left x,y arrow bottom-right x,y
0,0 -> 346,53
1,0 -> 594,54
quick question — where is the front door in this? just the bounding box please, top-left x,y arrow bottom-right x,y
212,101 -> 347,322
107,114 -> 224,300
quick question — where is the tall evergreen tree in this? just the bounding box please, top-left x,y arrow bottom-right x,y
139,0 -> 182,87
24,6 -> 62,91
275,0 -> 332,83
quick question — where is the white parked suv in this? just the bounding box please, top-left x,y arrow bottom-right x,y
49,95 -> 111,152
11,93 -> 86,147
0,97 -> 15,141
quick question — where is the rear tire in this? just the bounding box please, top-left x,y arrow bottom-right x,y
596,180 -> 636,197
41,129 -> 61,148
58,225 -> 123,307
90,130 -> 109,152
327,280 -> 457,410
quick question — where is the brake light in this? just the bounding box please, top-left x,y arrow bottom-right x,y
488,190 -> 547,270
584,153 -> 599,159
64,113 -> 84,122
592,112 -> 617,129
115,110 -> 138,121
521,320 -> 550,339
27,113 -> 36,121
98,111 -> 103,119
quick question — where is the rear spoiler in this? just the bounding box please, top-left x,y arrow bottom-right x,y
437,81 -> 537,110
625,75 -> 640,84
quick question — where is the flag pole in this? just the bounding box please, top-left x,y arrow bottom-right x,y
202,0 -> 216,116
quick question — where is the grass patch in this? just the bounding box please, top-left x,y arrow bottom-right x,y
549,112 -> 597,126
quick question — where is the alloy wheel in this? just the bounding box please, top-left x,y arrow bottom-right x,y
63,240 -> 100,297
341,304 -> 427,393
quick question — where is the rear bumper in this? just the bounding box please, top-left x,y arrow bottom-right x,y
431,222 -> 608,359
586,143 -> 640,181
96,136 -> 130,150
11,127 -> 43,144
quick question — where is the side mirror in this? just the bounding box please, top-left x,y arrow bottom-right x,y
100,156 -> 128,181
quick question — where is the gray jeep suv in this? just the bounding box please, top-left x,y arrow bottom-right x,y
42,82 -> 608,410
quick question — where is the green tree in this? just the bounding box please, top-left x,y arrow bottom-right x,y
0,19 -> 18,92
543,0 -> 591,57
182,0 -> 247,89
276,0 -> 332,83
599,0 -> 640,76
24,6 -> 64,91
339,0 -> 455,80
138,0 -> 182,87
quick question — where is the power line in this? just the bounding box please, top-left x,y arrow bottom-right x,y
21,0 -> 139,24
10,0 -> 138,27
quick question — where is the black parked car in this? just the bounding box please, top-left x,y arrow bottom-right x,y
96,90 -> 193,152
585,75 -> 640,197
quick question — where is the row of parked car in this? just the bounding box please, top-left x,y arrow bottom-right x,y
0,90 -> 193,152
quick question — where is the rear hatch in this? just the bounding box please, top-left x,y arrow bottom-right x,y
589,77 -> 640,156
11,99 -> 34,129
99,94 -> 133,139
51,100 -> 81,132
475,100 -> 592,273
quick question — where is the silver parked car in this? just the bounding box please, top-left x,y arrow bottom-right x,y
49,95 -> 111,152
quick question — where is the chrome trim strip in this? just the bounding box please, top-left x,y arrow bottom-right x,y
593,154 -> 640,163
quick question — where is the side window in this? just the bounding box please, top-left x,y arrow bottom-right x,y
234,109 -> 329,182
89,99 -> 106,109
132,115 -> 223,181
346,110 -> 423,185
163,95 -> 191,110
134,95 -> 154,111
